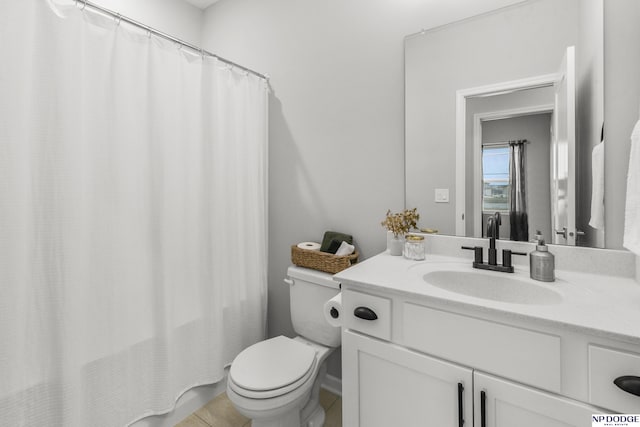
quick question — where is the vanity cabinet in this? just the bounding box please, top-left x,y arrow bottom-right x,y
340,288 -> 622,427
342,330 -> 472,427
343,329 -> 598,427
475,373 -> 598,427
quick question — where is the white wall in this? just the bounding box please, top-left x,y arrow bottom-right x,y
604,0 -> 640,249
201,0 -> 525,378
86,0 -> 203,45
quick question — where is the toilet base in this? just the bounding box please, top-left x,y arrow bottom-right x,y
250,410 -> 301,427
299,363 -> 326,427
227,338 -> 336,427
305,404 -> 325,427
248,405 -> 324,427
234,365 -> 328,427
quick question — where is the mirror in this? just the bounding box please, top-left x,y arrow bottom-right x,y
405,0 -> 605,248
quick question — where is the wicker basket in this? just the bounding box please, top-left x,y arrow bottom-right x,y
291,245 -> 359,274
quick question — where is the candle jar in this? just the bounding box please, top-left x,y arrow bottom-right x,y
403,234 -> 425,260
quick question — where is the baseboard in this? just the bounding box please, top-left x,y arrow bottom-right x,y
321,374 -> 342,397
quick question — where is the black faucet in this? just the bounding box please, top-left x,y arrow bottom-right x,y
487,213 -> 502,265
487,212 -> 501,240
461,243 -> 526,273
462,215 -> 526,273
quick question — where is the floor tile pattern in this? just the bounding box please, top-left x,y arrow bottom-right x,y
175,388 -> 342,427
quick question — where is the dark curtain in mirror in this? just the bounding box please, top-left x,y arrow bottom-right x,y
509,140 -> 528,241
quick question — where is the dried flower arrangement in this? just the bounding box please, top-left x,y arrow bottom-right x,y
381,208 -> 420,238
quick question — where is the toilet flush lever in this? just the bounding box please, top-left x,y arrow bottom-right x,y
283,278 -> 294,286
354,306 -> 378,321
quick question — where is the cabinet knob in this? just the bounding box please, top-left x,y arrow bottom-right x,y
614,376 -> 640,397
354,306 -> 378,321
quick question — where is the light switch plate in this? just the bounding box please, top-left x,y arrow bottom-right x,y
435,188 -> 449,203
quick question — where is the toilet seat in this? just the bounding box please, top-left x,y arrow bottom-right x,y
229,336 -> 318,399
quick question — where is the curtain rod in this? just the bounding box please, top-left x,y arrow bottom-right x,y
482,140 -> 530,147
72,0 -> 269,81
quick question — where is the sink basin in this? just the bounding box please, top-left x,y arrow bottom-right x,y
423,270 -> 562,305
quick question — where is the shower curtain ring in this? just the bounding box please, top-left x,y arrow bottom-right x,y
115,13 -> 122,25
81,0 -> 87,11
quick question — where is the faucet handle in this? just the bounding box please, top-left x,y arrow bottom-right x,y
502,249 -> 527,269
462,246 -> 483,265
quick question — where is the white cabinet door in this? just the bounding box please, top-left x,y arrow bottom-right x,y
343,330 -> 472,427
474,372 -> 602,427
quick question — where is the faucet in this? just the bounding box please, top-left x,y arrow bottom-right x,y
487,212 -> 501,240
462,213 -> 526,273
486,212 -> 501,265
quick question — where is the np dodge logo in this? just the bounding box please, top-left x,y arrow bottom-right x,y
593,415 -> 640,426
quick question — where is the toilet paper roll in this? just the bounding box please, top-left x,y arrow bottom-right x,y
297,241 -> 321,251
323,293 -> 343,328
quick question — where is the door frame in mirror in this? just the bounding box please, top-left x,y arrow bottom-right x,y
455,73 -> 559,236
472,104 -> 555,237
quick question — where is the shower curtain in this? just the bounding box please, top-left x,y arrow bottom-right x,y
509,140 -> 529,241
0,1 -> 268,426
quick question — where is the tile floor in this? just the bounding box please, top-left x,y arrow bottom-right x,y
175,388 -> 342,427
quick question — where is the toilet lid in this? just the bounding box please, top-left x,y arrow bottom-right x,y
229,336 -> 317,392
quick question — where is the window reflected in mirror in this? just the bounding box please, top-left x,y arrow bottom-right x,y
482,145 -> 510,213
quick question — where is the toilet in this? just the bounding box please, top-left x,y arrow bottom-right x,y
226,266 -> 341,427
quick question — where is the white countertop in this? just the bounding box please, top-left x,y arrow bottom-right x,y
334,251 -> 640,345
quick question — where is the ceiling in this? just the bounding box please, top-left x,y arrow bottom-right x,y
182,0 -> 219,10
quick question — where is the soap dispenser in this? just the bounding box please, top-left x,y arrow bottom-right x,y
530,231 -> 555,282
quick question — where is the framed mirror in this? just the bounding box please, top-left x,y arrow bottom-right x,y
405,0 -> 604,247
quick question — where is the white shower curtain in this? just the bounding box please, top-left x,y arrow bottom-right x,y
0,1 -> 268,426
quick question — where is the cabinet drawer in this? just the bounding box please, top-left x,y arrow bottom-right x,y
403,303 -> 561,392
589,345 -> 640,413
342,290 -> 391,341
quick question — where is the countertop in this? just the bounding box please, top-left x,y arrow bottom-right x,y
334,251 -> 640,346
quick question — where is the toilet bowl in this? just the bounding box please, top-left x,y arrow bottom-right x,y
227,336 -> 333,427
226,266 -> 341,427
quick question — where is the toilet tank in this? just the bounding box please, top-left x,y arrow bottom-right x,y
286,266 -> 341,348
